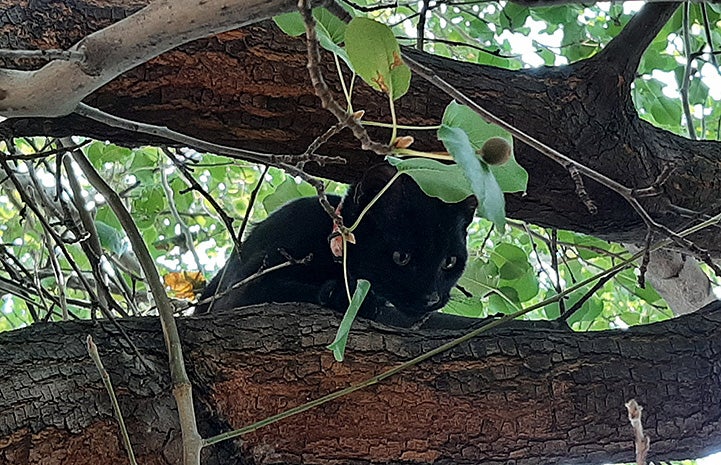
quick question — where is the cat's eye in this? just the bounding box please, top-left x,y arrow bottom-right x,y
441,256 -> 457,270
393,251 -> 411,266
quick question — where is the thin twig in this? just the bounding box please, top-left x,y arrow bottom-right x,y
86,335 -> 139,465
416,0 -> 429,51
194,252 -> 313,310
522,224 -> 557,292
701,5 -> 719,69
163,148 -> 242,252
625,399 -> 650,465
339,0 -> 404,12
637,229 -> 653,288
3,140 -> 91,160
61,140 -> 133,316
549,229 -> 565,315
681,3 -> 697,140
160,165 -> 203,271
0,158 -> 100,303
72,149 -> 203,465
237,165 -> 269,243
558,269 -> 620,322
203,164 -> 269,313
631,163 -> 676,197
568,165 -> 597,214
299,0 -> 391,156
75,103 -> 334,166
41,234 -> 69,321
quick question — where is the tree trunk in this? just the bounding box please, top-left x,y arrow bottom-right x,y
3,3 -> 721,254
1,302 -> 720,465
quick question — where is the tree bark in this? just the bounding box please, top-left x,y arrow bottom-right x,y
4,3 -> 721,255
1,301 -> 721,465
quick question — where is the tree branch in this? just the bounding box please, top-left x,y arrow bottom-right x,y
594,2 -> 678,85
0,0 -> 296,118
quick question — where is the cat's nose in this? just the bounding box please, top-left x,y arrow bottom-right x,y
425,292 -> 440,307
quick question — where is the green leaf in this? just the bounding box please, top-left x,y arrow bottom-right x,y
274,9 -> 351,67
95,206 -> 122,231
499,4 -> 530,31
314,8 -> 347,44
509,268 -> 539,302
86,142 -> 132,170
327,279 -> 371,362
133,185 -> 166,222
263,179 -> 300,213
129,148 -> 160,184
345,17 -> 411,100
566,297 -> 603,327
387,157 -> 472,203
441,101 -> 528,194
95,221 -> 128,256
273,12 -> 306,37
437,124 -> 506,229
488,287 -> 519,314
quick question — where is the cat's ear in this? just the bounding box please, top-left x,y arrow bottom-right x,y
352,163 -> 400,205
457,195 -> 478,226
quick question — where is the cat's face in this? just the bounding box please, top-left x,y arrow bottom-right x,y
346,169 -> 476,317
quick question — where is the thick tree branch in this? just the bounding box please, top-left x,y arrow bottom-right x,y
594,3 -> 679,85
1,302 -> 721,465
2,3 -> 721,257
0,0 -> 295,117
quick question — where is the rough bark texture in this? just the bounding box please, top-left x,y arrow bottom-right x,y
2,2 -> 721,254
1,302 -> 721,465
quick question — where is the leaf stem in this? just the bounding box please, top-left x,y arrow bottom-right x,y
388,92 -> 398,144
363,121 -> 442,130
393,148 -> 453,160
348,171 -> 402,232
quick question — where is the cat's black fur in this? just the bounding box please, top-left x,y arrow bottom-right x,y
196,164 -> 477,327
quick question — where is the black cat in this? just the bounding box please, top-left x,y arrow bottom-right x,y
196,164 -> 477,327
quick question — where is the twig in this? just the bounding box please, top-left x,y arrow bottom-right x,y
550,229 -> 565,315
701,5 -> 719,69
631,163 -> 676,198
558,268 -> 619,322
279,162 -> 340,223
75,103 -> 332,166
163,148 -> 242,252
625,399 -> 650,465
41,233 -> 69,321
522,224 -> 558,294
301,120 -> 348,167
202,164 -> 269,313
237,165 -> 269,244
61,140 -> 133,316
638,229 -> 653,288
681,3 -> 697,140
416,0 -> 429,51
298,0 -> 391,156
568,165 -> 597,214
72,149 -> 203,465
397,36 -> 517,59
0,158 -> 100,303
339,0 -> 403,12
86,335 -> 139,465
3,140 -> 91,160
160,165 -> 203,271
194,252 -> 313,310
